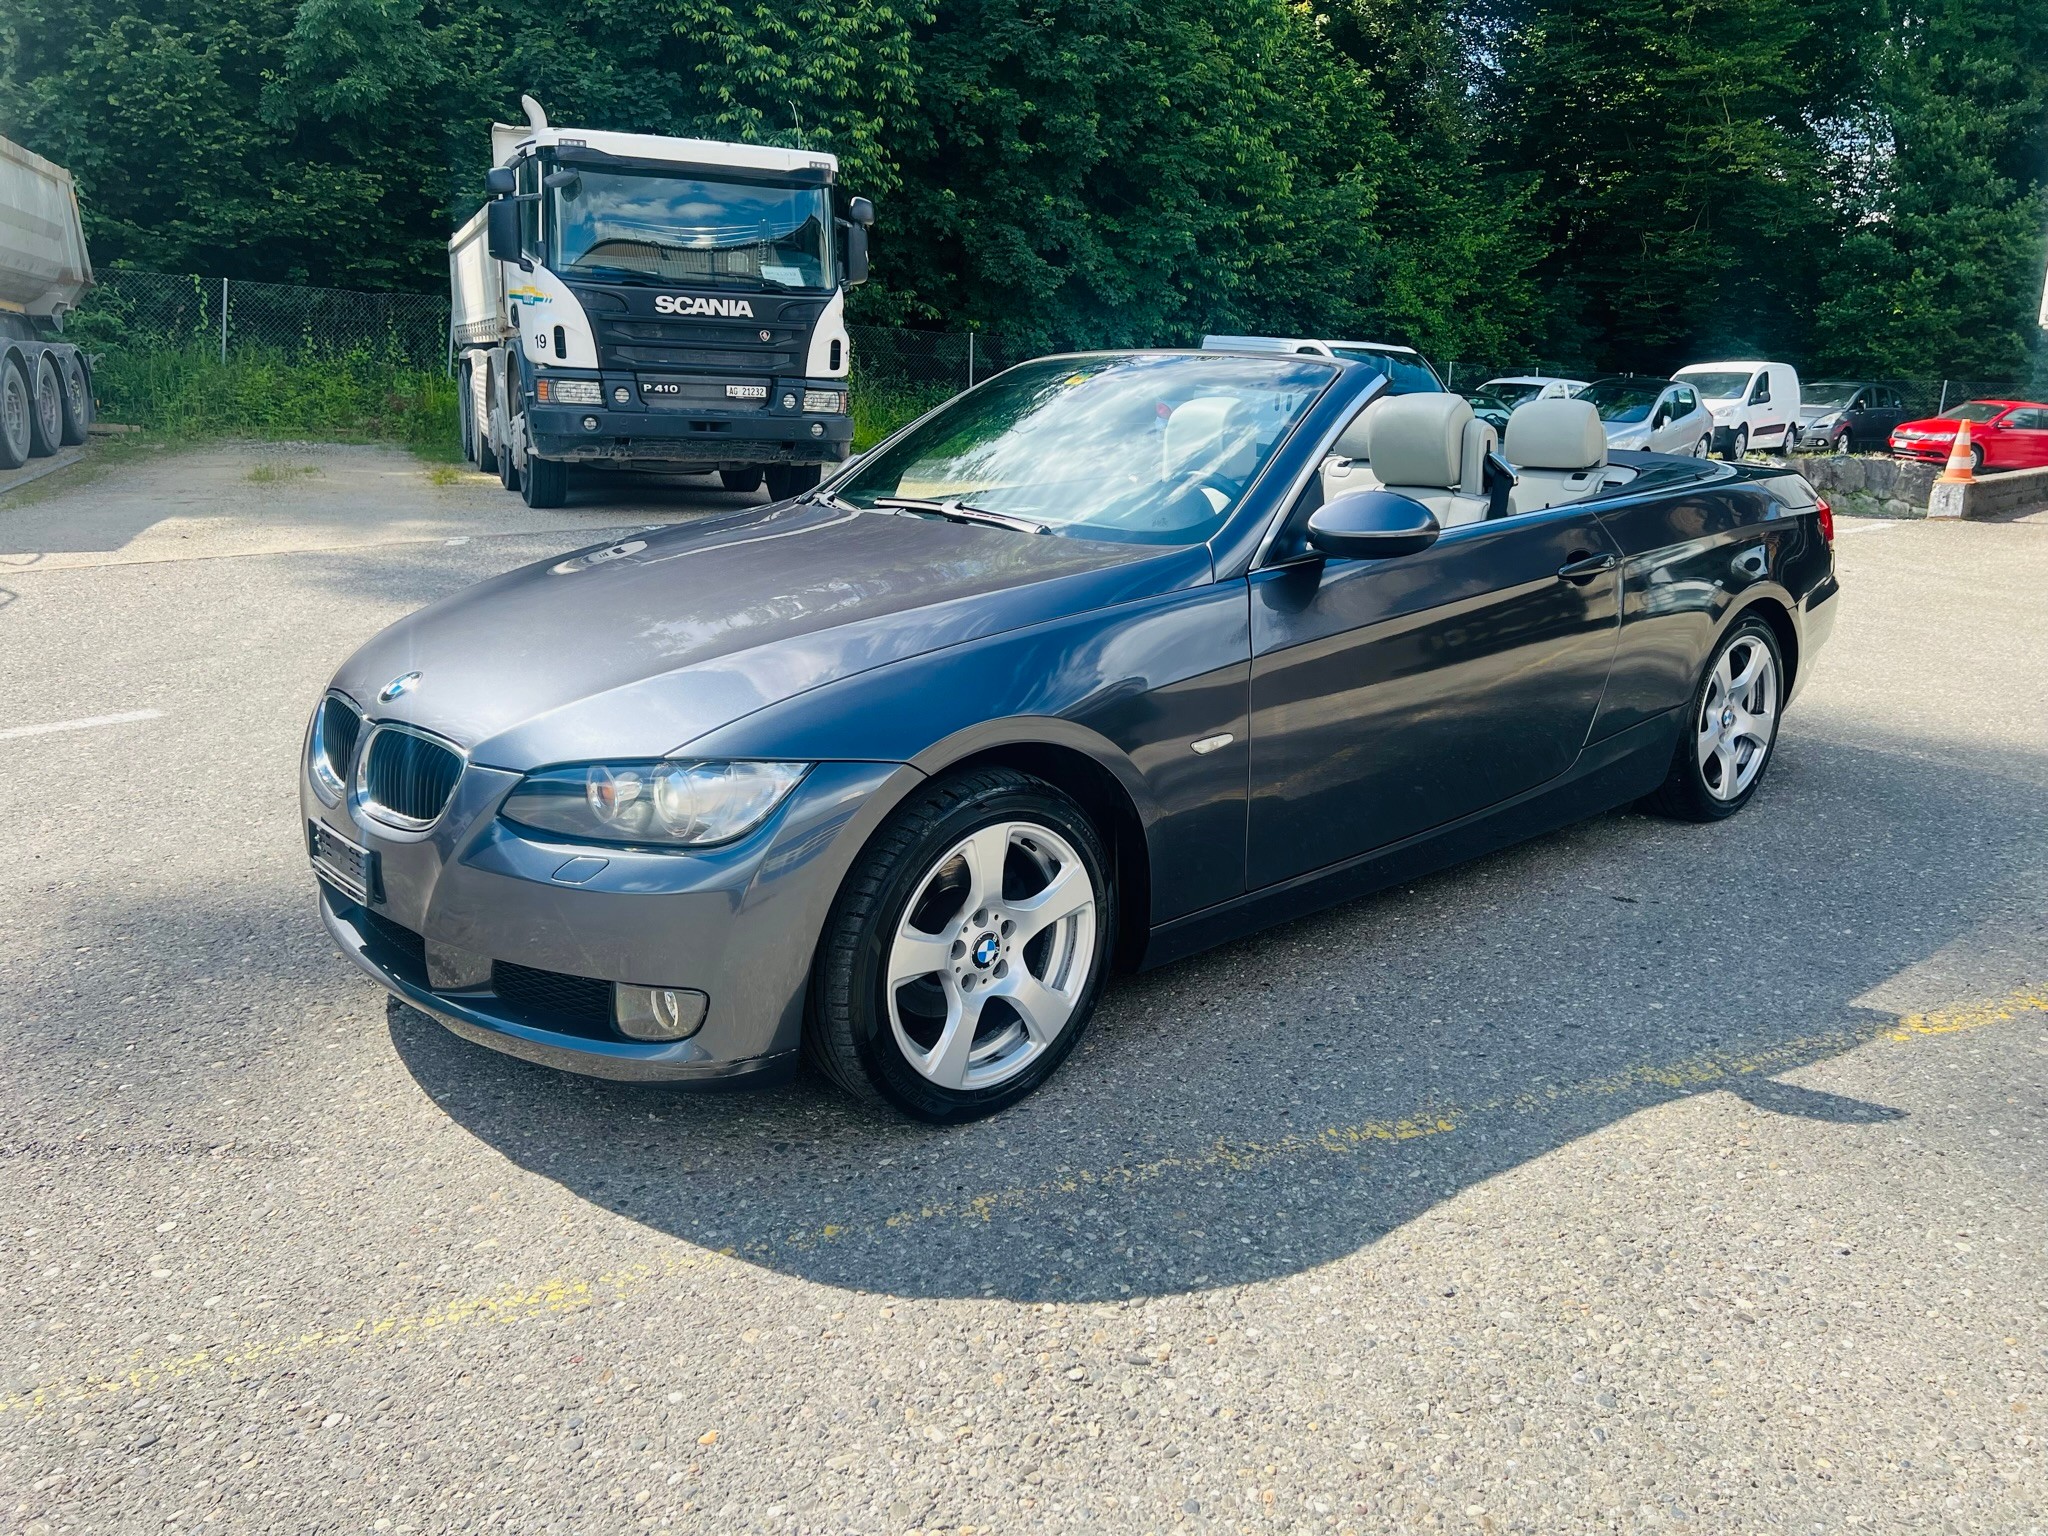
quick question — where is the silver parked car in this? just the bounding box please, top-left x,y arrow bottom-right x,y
1574,376 -> 1716,456
1480,375 -> 1590,408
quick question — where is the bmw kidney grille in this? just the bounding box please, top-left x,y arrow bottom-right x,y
312,696 -> 363,798
359,725 -> 464,829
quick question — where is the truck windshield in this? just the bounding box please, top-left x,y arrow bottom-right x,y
549,169 -> 832,290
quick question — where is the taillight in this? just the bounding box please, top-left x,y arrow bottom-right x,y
1814,495 -> 1834,545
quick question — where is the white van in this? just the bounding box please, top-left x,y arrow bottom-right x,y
1673,361 -> 1802,459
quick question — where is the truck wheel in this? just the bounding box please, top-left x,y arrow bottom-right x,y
458,370 -> 477,463
765,463 -> 821,501
474,364 -> 499,475
719,468 -> 763,494
28,354 -> 64,458
0,358 -> 31,470
522,454 -> 568,508
56,352 -> 92,446
497,415 -> 521,492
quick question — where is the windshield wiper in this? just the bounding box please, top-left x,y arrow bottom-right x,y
869,497 -> 1050,535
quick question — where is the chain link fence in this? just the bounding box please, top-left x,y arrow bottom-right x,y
67,270 -> 451,369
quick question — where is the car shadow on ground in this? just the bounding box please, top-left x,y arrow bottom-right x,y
383,728 -> 2048,1302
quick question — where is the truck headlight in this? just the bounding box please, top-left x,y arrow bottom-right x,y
502,760 -> 809,847
547,379 -> 604,405
803,389 -> 847,414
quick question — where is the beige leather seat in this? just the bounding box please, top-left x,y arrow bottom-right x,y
1504,398 -> 1607,515
1360,393 -> 1494,527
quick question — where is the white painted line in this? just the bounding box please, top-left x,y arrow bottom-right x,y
0,708 -> 164,741
1834,521 -> 1896,535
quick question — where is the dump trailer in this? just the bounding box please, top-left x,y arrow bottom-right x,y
0,133 -> 95,469
451,97 -> 875,508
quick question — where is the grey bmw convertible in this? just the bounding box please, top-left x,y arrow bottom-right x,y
305,350 -> 1838,1120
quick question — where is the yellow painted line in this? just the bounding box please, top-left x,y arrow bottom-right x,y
4,985 -> 2040,1417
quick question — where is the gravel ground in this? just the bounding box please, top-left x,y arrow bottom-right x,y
1,448 -> 2044,1533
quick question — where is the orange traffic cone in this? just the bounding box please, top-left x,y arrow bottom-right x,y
1939,418 -> 1976,482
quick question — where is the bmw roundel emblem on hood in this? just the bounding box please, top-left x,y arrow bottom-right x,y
378,671 -> 421,703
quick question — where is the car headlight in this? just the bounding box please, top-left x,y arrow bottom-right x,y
500,760 -> 809,847
802,389 -> 847,414
541,378 -> 604,405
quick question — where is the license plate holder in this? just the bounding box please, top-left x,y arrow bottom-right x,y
308,820 -> 378,904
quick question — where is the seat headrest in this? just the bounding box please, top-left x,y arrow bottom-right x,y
1504,398 -> 1606,471
1365,394 -> 1474,489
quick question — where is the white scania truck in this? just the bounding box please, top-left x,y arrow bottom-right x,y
450,98 -> 873,507
0,133 -> 96,470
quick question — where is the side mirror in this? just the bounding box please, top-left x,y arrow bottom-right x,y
486,197 -> 522,263
843,221 -> 870,286
543,169 -> 581,197
1305,491 -> 1441,561
485,166 -> 517,197
847,196 -> 875,228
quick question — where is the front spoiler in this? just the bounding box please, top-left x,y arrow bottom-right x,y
320,890 -> 795,1085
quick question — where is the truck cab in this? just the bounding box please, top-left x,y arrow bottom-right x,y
453,102 -> 872,507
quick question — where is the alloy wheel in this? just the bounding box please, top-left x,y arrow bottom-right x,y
1696,635 -> 1777,800
0,367 -> 28,466
885,820 -> 1098,1091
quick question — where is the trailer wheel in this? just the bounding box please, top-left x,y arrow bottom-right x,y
28,353 -> 64,458
0,357 -> 31,470
56,351 -> 92,446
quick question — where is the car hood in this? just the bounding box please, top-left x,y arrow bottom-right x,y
331,500 -> 1206,768
1893,417 -> 1959,435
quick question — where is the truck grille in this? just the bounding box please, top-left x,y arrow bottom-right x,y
595,320 -> 804,374
360,726 -> 463,829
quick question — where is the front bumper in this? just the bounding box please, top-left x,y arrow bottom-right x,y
527,395 -> 852,467
304,754 -> 918,1084
1891,440 -> 1949,463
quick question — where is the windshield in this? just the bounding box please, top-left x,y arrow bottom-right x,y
548,167 -> 832,289
1485,381 -> 1548,407
1945,402 -> 2006,422
1577,380 -> 1663,423
1802,382 -> 1861,409
1678,370 -> 1755,401
832,354 -> 1332,545
1328,348 -> 1442,394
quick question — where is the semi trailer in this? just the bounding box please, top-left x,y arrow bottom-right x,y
452,97 -> 873,507
0,133 -> 95,470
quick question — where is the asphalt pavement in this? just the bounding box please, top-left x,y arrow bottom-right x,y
2,446 -> 2044,1533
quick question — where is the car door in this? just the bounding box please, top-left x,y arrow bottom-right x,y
1746,371 -> 1787,451
1647,387 -> 1685,453
2001,407 -> 2048,467
1245,503 -> 1624,889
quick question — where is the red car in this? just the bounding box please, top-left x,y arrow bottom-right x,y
1890,399 -> 2048,473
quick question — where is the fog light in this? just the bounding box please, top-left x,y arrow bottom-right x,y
614,984 -> 708,1041
582,415 -> 600,431
809,421 -> 825,437
781,392 -> 798,411
612,386 -> 630,404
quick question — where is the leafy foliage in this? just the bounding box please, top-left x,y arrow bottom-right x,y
2,0 -> 2042,375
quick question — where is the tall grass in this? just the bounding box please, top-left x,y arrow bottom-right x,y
91,344 -> 461,461
851,379 -> 953,450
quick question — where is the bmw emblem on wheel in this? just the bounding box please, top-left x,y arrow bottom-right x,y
973,933 -> 1000,968
378,671 -> 422,703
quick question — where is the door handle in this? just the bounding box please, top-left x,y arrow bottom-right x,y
1556,551 -> 1618,583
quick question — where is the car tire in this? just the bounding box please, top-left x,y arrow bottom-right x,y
807,767 -> 1116,1123
56,352 -> 92,446
1832,429 -> 1850,456
1721,426 -> 1748,463
1641,614 -> 1784,823
521,453 -> 568,508
1969,444 -> 1985,474
719,468 -> 763,494
1693,435 -> 1711,458
0,356 -> 31,470
765,463 -> 821,502
27,353 -> 63,458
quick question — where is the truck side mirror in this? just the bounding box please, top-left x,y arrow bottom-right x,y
843,221 -> 870,287
486,198 -> 522,263
485,166 -> 517,197
847,196 -> 875,228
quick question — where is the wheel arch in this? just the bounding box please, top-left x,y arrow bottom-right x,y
1726,592 -> 1799,698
